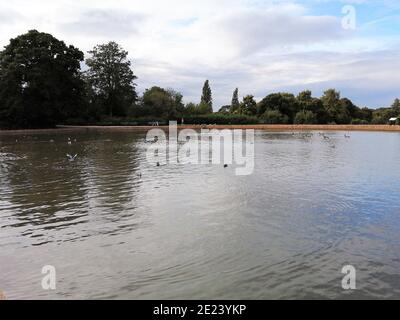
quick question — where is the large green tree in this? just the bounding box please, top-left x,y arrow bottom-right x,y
0,30 -> 86,128
321,89 -> 351,124
257,93 -> 298,122
140,86 -> 184,119
85,41 -> 137,118
200,80 -> 213,113
392,98 -> 400,113
297,90 -> 328,124
238,95 -> 257,116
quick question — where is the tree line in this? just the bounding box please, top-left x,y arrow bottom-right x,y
0,30 -> 399,129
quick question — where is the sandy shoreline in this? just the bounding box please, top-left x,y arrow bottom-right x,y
1,124 -> 400,135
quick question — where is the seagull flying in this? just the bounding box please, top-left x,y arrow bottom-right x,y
66,154 -> 78,162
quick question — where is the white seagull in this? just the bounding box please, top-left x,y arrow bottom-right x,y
66,154 -> 78,162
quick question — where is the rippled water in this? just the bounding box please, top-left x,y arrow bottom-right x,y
1,129 -> 400,299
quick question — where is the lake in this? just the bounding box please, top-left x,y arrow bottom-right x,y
1,129 -> 400,299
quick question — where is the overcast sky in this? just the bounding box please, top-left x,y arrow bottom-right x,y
0,0 -> 399,109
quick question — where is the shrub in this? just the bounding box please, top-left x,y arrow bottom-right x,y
294,110 -> 317,124
260,110 -> 289,124
183,113 -> 259,125
371,117 -> 386,125
351,119 -> 369,125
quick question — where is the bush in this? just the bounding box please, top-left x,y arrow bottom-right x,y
260,110 -> 289,124
294,110 -> 317,124
371,117 -> 386,125
351,119 -> 369,125
182,113 -> 259,125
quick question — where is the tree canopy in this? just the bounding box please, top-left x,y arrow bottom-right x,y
0,30 -> 85,128
85,41 -> 137,118
0,30 -> 399,128
138,86 -> 184,119
238,95 -> 257,116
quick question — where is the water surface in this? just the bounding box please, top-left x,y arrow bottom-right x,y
1,129 -> 400,299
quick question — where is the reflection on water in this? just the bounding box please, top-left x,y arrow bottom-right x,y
1,130 -> 400,299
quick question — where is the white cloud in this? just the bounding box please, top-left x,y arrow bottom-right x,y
60,10 -> 146,38
0,0 -> 398,108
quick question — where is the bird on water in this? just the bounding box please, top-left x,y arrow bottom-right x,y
67,154 -> 78,162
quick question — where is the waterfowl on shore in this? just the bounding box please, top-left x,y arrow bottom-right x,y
302,133 -> 313,138
344,134 -> 351,138
156,162 -> 160,167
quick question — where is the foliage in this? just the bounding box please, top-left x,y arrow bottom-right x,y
238,95 -> 257,116
2,30 -> 400,128
260,109 -> 289,124
320,89 -> 352,124
183,113 -> 259,125
218,105 -> 231,113
184,102 -> 200,115
351,119 -> 369,125
294,110 -> 317,124
85,41 -> 137,118
230,88 -> 240,113
297,90 -> 328,124
257,93 -> 298,122
138,86 -> 184,119
200,80 -> 213,113
0,30 -> 85,128
371,107 -> 399,124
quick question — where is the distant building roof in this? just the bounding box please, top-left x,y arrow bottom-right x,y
389,117 -> 398,121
